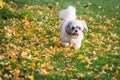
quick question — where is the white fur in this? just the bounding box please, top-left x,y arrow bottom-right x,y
59,6 -> 88,49
59,6 -> 76,20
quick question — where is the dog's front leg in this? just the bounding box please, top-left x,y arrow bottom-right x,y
73,41 -> 81,49
61,41 -> 69,47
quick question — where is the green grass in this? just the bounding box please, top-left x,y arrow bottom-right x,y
0,0 -> 120,80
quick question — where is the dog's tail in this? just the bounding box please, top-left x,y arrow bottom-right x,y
59,6 -> 76,20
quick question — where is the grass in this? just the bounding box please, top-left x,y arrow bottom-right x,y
0,0 -> 120,80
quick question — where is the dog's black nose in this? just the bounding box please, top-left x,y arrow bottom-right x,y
75,30 -> 78,32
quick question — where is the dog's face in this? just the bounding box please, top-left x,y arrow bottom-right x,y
65,20 -> 88,37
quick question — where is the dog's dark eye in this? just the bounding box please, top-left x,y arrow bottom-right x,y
72,27 -> 75,30
77,26 -> 81,30
78,27 -> 81,30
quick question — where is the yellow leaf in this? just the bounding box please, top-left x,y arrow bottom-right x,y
104,64 -> 109,69
93,33 -> 98,39
77,54 -> 84,59
67,72 -> 73,77
46,6 -> 50,10
94,74 -> 100,78
98,45 -> 102,50
50,18 -> 55,21
29,75 -> 34,80
65,52 -> 75,57
0,0 -> 4,8
0,71 -> 2,76
85,65 -> 90,69
40,69 -> 50,76
99,53 -> 103,57
102,64 -> 109,70
84,57 -> 89,62
115,69 -> 119,75
85,48 -> 90,52
12,69 -> 20,78
65,67 -> 77,71
98,26 -> 103,30
39,61 -> 53,70
88,71 -> 93,76
106,45 -> 111,51
30,62 -> 36,69
21,51 -> 28,58
84,57 -> 92,64
61,73 -> 66,77
5,32 -> 12,38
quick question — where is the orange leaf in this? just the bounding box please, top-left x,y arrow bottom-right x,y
21,51 -> 28,58
22,16 -> 29,22
102,64 -> 109,70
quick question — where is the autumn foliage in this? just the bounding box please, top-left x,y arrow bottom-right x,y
0,0 -> 120,80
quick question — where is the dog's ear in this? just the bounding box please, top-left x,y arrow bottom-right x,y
81,21 -> 88,33
66,21 -> 72,34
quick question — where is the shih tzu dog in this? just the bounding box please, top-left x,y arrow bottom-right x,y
59,6 -> 88,49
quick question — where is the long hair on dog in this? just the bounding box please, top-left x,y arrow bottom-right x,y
59,6 -> 88,49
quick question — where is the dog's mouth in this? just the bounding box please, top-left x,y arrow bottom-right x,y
71,33 -> 79,36
68,33 -> 79,36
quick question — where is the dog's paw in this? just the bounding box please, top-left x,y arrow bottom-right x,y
62,42 -> 69,47
73,44 -> 81,49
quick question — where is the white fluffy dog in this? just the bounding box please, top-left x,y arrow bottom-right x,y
59,6 -> 88,49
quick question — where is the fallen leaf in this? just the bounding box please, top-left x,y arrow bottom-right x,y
29,62 -> 36,69
0,0 -> 4,8
21,51 -> 28,58
77,72 -> 85,78
40,69 -> 50,76
98,6 -> 101,9
65,67 -> 77,71
0,71 -> 2,76
106,45 -> 111,51
94,74 -> 100,78
85,64 -> 91,69
84,57 -> 92,64
102,64 -> 109,70
88,71 -> 93,76
5,32 -> 12,38
77,54 -> 84,59
29,75 -> 34,80
22,16 -> 29,23
115,69 -> 119,75
93,33 -> 98,39
67,72 -> 73,77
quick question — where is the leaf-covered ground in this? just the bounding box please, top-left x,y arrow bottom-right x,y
0,0 -> 120,80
